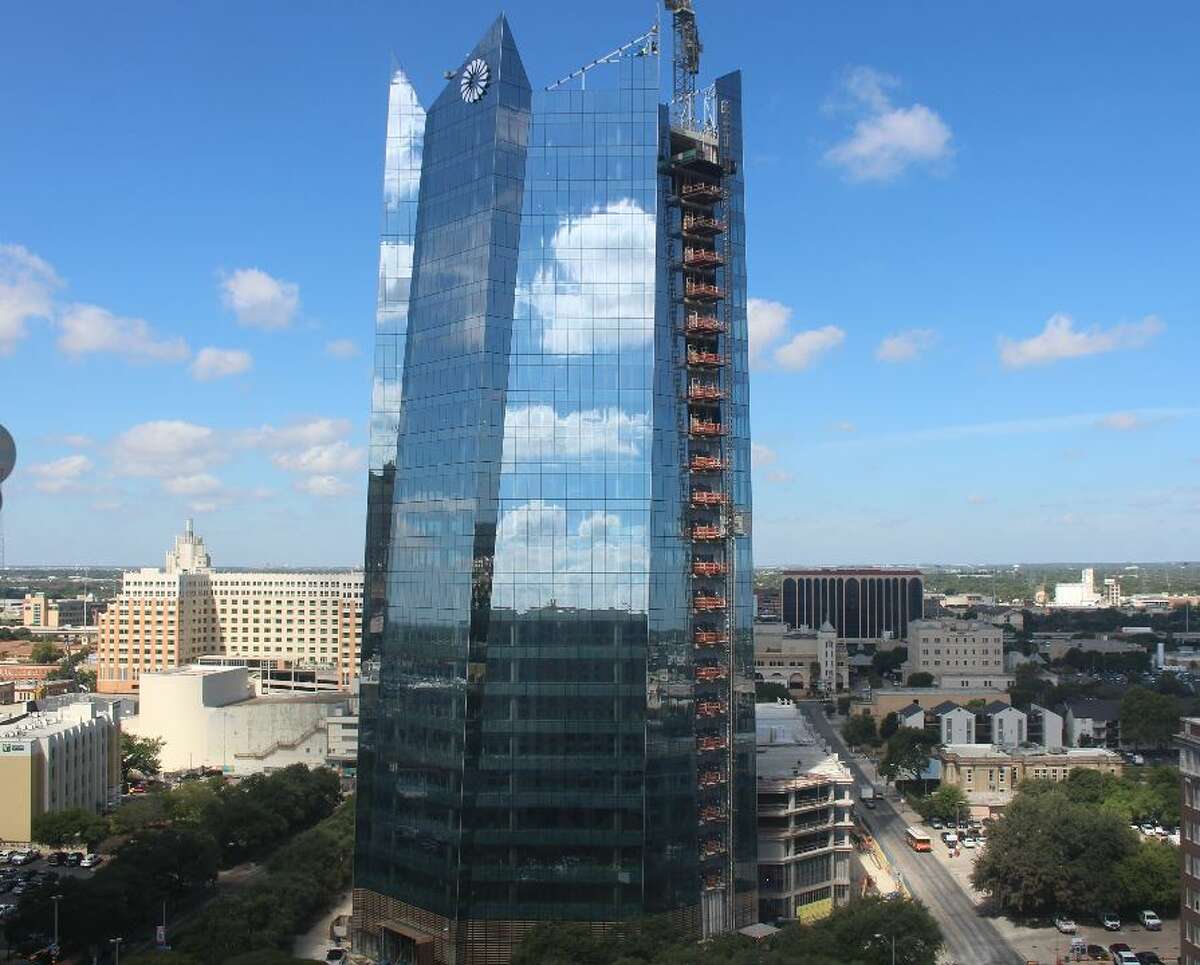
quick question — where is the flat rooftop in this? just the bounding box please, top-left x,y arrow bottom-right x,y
756,702 -> 851,782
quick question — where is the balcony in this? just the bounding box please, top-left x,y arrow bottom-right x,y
681,181 -> 724,205
694,629 -> 726,647
689,455 -> 724,472
684,313 -> 725,335
690,489 -> 727,507
688,418 -> 725,437
686,347 -> 724,367
696,664 -> 728,682
699,838 -> 727,859
687,381 -> 724,402
691,525 -> 724,542
693,594 -> 727,612
699,805 -> 727,823
702,872 -> 726,891
698,770 -> 727,788
697,735 -> 728,752
683,214 -> 725,237
683,247 -> 724,270
685,280 -> 724,302
692,560 -> 726,577
697,701 -> 728,719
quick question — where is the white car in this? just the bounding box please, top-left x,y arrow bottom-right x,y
1053,916 -> 1076,934
960,836 -> 977,849
80,853 -> 102,868
1140,909 -> 1162,930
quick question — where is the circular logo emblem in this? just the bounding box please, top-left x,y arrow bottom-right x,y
460,58 -> 490,103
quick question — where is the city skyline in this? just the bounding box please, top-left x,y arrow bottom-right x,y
2,1 -> 1198,568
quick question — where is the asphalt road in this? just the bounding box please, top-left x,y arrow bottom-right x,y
800,703 -> 1025,965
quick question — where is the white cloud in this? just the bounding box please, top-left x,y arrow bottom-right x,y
57,304 -> 189,362
751,443 -> 777,467
518,199 -> 656,354
272,441 -> 363,475
294,475 -> 353,497
1097,412 -> 1151,432
766,469 -> 794,484
966,494 -> 992,506
825,67 -> 953,183
876,328 -> 935,363
29,454 -> 93,493
59,434 -> 94,448
163,473 -> 224,496
0,244 -> 61,355
221,268 -> 299,330
191,347 -> 252,382
325,339 -> 359,359
747,298 -> 791,364
502,406 -> 650,462
999,314 -> 1164,368
238,418 -> 352,451
832,421 -> 857,434
113,421 -> 225,478
774,325 -> 846,370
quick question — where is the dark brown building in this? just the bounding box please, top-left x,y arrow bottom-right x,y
781,568 -> 923,642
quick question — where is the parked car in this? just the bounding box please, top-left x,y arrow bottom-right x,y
45,852 -> 67,867
1102,912 -> 1121,931
79,854 -> 103,868
1135,952 -> 1163,965
0,903 -> 16,920
1111,951 -> 1139,965
1085,945 -> 1109,961
929,819 -> 943,830
1139,910 -> 1162,930
325,950 -> 347,964
65,852 -> 83,867
1055,916 -> 1077,934
960,836 -> 977,849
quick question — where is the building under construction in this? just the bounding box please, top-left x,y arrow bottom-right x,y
353,3 -> 756,961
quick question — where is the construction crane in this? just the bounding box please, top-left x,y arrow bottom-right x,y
665,0 -> 702,107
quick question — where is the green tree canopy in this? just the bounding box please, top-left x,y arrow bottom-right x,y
31,807 -> 109,849
121,732 -> 164,780
879,712 -> 900,740
878,729 -> 937,784
842,711 -> 878,747
756,681 -> 791,703
30,641 -> 63,664
906,672 -> 935,688
1120,686 -> 1181,749
913,785 -> 969,823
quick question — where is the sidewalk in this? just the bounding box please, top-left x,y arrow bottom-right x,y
292,888 -> 352,962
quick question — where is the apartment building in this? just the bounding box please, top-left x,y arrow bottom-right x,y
1177,720 -> 1200,965
906,618 -> 1010,688
0,698 -> 122,842
756,701 -> 854,924
96,521 -> 362,694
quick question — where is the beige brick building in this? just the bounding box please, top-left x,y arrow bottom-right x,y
97,521 -> 362,694
905,618 -> 1010,688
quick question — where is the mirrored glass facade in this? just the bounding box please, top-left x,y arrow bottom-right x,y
354,15 -> 755,963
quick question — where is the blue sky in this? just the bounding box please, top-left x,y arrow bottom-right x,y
1,1 -> 1197,567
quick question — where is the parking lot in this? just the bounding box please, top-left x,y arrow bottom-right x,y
914,819 -> 1181,964
0,850 -> 102,906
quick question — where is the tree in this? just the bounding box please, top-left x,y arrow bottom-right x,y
30,641 -> 62,664
756,681 -> 790,703
805,896 -> 942,965
878,730 -> 937,785
971,786 -> 1137,915
1112,841 -> 1180,912
121,732 -> 165,780
872,647 -> 908,677
842,711 -> 878,747
879,712 -> 899,740
906,672 -> 935,688
31,808 -> 109,849
914,785 -> 969,823
1120,687 -> 1181,749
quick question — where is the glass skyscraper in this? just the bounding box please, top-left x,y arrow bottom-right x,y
354,13 -> 754,963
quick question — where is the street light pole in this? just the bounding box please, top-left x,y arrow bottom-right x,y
50,894 -> 62,953
109,937 -> 122,965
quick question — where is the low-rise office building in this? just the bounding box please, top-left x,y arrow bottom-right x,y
780,568 -> 924,643
756,701 -> 854,924
13,679 -> 73,702
0,698 -> 122,842
938,743 -> 1123,806
1044,638 -> 1144,663
22,593 -> 95,628
122,664 -> 355,776
754,623 -> 848,694
906,618 -> 1008,688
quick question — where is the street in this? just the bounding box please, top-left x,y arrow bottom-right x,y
799,702 -> 1025,965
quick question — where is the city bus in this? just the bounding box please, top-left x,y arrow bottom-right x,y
904,827 -> 932,852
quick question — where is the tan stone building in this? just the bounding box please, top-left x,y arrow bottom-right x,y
22,594 -> 93,628
905,618 -> 1011,689
0,698 -> 122,843
754,623 -> 848,694
938,743 -> 1123,805
856,686 -> 1010,721
96,521 -> 362,694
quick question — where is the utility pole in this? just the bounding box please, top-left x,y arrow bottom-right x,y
50,894 -> 62,956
